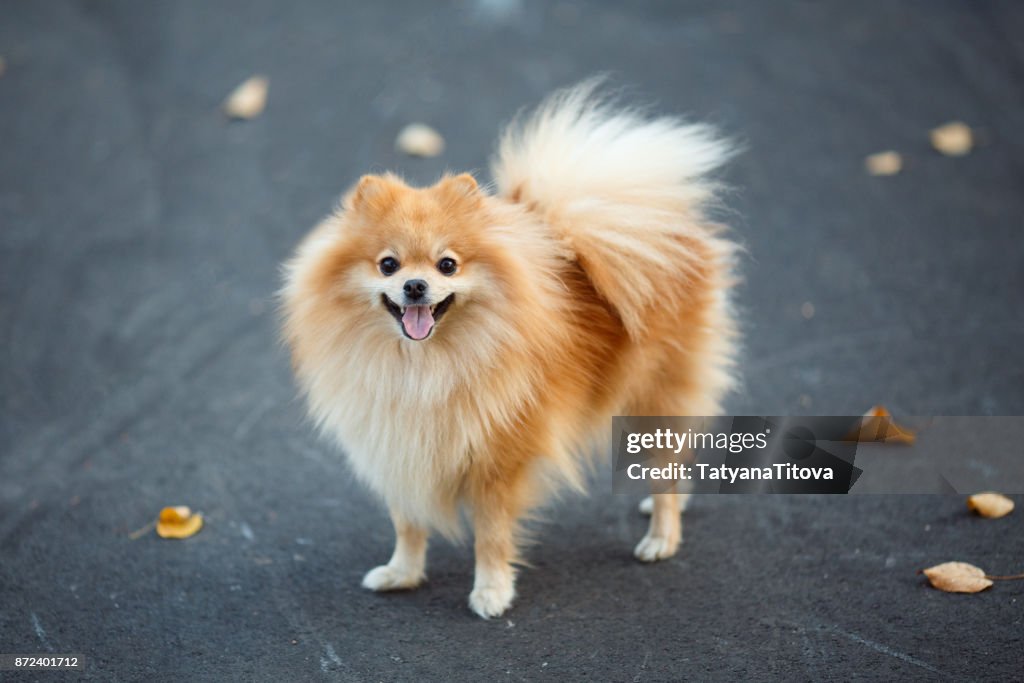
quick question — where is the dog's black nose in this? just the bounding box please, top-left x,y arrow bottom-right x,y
403,279 -> 428,301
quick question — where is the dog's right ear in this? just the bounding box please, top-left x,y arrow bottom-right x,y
347,174 -> 394,212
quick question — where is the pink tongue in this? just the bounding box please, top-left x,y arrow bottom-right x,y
401,305 -> 435,340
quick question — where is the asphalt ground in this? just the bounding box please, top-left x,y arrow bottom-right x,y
1,1 -> 1023,680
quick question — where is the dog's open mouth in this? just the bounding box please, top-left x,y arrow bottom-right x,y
382,293 -> 455,341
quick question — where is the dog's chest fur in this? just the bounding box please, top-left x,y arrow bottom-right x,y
305,342 -> 531,530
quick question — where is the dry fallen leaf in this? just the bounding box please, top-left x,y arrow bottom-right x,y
930,121 -> 973,157
922,562 -> 993,593
846,405 -> 916,444
223,75 -> 269,120
967,492 -> 1015,519
156,505 -> 204,539
864,151 -> 902,176
396,123 -> 445,157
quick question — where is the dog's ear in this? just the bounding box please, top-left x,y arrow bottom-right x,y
348,174 -> 397,212
445,173 -> 478,195
436,173 -> 481,205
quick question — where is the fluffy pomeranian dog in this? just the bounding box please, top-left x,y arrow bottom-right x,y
281,81 -> 739,618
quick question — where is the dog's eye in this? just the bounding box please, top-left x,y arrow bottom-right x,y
379,257 -> 400,276
437,257 -> 457,276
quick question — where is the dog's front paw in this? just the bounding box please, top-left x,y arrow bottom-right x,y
361,564 -> 424,592
469,583 -> 515,619
633,532 -> 680,563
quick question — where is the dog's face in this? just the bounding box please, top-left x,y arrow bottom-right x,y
337,173 -> 495,342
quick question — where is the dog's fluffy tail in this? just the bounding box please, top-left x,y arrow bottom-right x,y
491,80 -> 737,337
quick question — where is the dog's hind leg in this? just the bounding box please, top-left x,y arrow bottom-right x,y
638,486 -> 691,516
633,465 -> 686,562
626,412 -> 700,562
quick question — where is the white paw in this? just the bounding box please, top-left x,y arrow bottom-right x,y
361,564 -> 424,592
634,532 -> 680,563
469,584 -> 515,619
638,495 -> 654,515
638,493 -> 691,516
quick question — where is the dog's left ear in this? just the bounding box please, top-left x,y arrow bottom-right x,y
437,173 -> 481,206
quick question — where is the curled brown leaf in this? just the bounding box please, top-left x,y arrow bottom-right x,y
922,562 -> 992,593
223,76 -> 269,120
156,505 -> 204,539
967,492 -> 1014,519
864,151 -> 902,176
845,405 -> 916,444
930,121 -> 973,157
395,123 -> 445,157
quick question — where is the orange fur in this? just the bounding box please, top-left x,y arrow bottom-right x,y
280,82 -> 740,618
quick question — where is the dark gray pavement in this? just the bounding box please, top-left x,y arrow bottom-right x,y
2,1 -> 1023,680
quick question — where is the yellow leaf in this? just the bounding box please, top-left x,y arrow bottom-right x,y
395,123 -> 445,157
223,75 -> 269,120
156,505 -> 204,539
967,492 -> 1014,519
922,561 -> 992,593
845,405 -> 916,444
864,151 -> 902,176
930,121 -> 973,157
